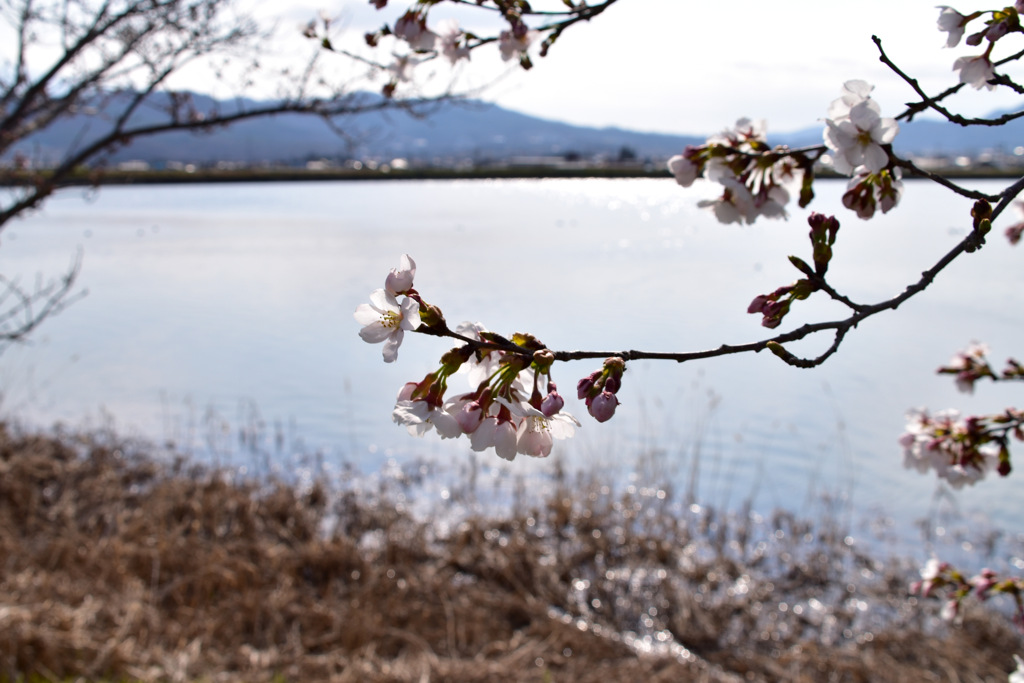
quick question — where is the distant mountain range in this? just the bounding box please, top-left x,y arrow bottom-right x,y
7,91 -> 1023,166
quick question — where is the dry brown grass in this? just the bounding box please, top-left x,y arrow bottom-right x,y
0,421 -> 1020,682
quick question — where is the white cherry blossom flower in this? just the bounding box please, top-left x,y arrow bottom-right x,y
388,54 -> 419,83
827,80 -> 875,121
824,100 -> 898,175
667,154 -> 699,187
900,408 -> 949,475
394,14 -> 437,51
436,19 -> 470,65
953,54 -> 996,90
354,289 -> 420,362
393,398 -> 462,438
454,321 -> 503,387
499,29 -> 539,61
755,185 -> 791,219
707,117 -> 766,147
898,408 -> 998,488
910,557 -> 949,597
470,415 -> 519,460
704,157 -> 737,184
444,392 -> 485,433
937,7 -> 967,48
497,397 -> 580,457
697,177 -> 756,224
385,254 -> 416,296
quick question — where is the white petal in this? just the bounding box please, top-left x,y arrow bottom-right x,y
470,418 -> 498,451
494,423 -> 519,461
359,322 -> 392,344
432,410 -> 464,439
518,427 -> 552,457
393,399 -> 430,425
382,329 -> 403,362
843,80 -> 874,99
354,303 -> 383,326
862,144 -> 888,173
369,288 -> 399,312
848,101 -> 881,131
873,118 -> 899,145
400,297 -> 421,330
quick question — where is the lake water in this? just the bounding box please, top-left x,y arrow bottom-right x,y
2,177 -> 1022,546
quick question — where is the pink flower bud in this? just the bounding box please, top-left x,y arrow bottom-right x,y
588,391 -> 619,423
541,391 -> 564,417
985,20 -> 1009,42
577,373 -> 598,400
747,294 -> 770,314
965,29 -> 985,46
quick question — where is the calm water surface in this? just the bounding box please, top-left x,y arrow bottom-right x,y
2,178 -> 1022,541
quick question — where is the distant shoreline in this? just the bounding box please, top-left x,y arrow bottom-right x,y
1,165 -> 1020,187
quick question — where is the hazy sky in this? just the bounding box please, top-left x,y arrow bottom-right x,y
232,0 -> 1024,136
8,1 -> 1020,136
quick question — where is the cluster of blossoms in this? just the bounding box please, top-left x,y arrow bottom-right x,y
355,1 -> 545,96
937,4 -> 1024,89
497,21 -> 540,66
667,79 -> 906,224
355,256 -> 631,460
747,213 -> 839,328
899,342 -> 1023,485
823,80 -> 903,220
899,407 -> 1022,487
365,10 -> 471,95
910,558 -> 1024,630
937,341 -> 997,393
390,326 -> 583,461
666,118 -> 812,225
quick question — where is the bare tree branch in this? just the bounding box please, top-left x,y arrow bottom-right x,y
0,0 -> 475,348
0,248 -> 85,353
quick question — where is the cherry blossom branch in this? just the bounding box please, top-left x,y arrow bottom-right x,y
874,34 -> 1024,126
937,342 -> 1024,392
801,274 -> 866,312
989,71 -> 1024,93
444,0 -> 617,17
356,198 -> 997,451
337,0 -> 622,86
910,559 -> 1024,628
402,204 -> 993,370
352,5 -> 1024,473
891,158 -> 1001,202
